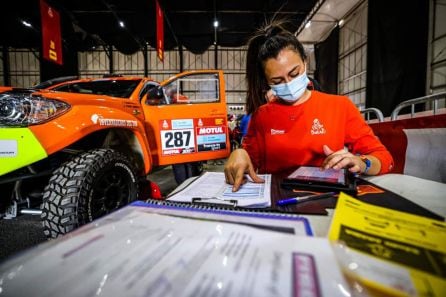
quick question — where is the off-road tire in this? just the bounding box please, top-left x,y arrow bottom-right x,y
41,149 -> 139,238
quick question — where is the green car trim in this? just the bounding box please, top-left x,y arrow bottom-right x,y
0,128 -> 48,176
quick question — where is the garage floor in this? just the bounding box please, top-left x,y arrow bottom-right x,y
0,161 -> 226,263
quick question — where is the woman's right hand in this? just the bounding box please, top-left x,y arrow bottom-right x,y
224,148 -> 264,192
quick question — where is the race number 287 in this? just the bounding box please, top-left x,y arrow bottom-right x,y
161,129 -> 194,149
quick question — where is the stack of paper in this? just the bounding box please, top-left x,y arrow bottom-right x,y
0,205 -> 350,297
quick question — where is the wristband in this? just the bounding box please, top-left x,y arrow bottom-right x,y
359,155 -> 371,174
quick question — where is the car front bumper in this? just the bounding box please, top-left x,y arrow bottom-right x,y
0,128 -> 47,176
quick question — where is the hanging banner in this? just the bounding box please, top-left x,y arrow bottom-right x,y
155,0 -> 164,62
40,0 -> 63,65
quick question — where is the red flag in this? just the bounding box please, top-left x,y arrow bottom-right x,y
40,0 -> 63,65
155,0 -> 164,62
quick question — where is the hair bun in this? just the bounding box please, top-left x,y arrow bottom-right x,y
263,24 -> 284,39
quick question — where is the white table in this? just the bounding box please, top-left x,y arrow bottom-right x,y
171,173 -> 445,236
365,174 -> 446,217
303,174 -> 446,236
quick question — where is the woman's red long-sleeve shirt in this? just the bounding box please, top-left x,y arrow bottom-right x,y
242,91 -> 394,174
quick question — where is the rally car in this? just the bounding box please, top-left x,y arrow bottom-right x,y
0,70 -> 230,238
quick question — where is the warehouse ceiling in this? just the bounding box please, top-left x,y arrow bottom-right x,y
1,0 -> 318,55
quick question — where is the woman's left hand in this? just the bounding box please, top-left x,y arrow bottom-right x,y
321,145 -> 363,173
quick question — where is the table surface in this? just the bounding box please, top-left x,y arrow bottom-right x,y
1,173 -> 443,297
302,173 -> 446,236
166,172 -> 446,237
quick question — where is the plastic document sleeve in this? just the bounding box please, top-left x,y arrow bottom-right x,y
0,205 -> 352,297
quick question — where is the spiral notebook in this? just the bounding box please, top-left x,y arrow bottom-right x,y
132,200 -> 313,236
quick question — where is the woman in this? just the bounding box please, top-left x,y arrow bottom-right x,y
224,22 -> 393,192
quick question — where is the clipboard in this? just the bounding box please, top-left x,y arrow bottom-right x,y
166,172 -> 272,208
281,166 -> 357,195
191,197 -> 238,208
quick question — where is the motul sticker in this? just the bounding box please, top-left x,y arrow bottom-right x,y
0,140 -> 17,157
163,147 -> 196,155
196,125 -> 227,152
197,126 -> 224,134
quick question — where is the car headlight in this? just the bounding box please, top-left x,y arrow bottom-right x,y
0,93 -> 70,126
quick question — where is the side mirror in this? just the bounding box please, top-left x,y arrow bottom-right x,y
145,85 -> 166,105
147,85 -> 164,99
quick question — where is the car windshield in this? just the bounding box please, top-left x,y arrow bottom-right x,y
52,79 -> 142,98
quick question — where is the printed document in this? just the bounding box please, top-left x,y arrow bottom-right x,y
0,206 -> 349,297
329,193 -> 446,297
167,171 -> 271,208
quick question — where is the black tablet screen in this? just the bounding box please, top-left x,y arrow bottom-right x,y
287,166 -> 346,185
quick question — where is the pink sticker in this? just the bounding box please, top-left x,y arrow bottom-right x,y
292,253 -> 321,297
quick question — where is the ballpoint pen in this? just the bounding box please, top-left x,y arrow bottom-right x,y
276,192 -> 336,206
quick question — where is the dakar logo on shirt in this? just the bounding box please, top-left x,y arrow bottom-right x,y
311,118 -> 326,135
271,129 -> 285,135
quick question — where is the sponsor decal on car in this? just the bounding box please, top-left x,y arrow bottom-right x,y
197,126 -> 224,134
215,118 -> 224,125
159,118 -> 227,155
171,119 -> 193,129
160,118 -> 195,155
91,114 -> 137,127
0,140 -> 17,157
196,119 -> 227,152
161,129 -> 195,154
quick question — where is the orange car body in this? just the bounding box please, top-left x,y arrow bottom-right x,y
0,70 -> 229,235
1,70 -> 230,176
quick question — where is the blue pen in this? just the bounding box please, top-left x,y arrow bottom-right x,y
276,192 -> 336,206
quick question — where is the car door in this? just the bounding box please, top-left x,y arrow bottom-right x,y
142,70 -> 230,166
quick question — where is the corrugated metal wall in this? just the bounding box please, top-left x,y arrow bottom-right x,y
431,0 -> 446,94
338,1 -> 368,109
2,0 -> 444,112
7,49 -> 40,88
0,50 -> 3,86
77,45 -> 248,114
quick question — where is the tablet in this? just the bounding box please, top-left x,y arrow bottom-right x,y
281,166 -> 357,194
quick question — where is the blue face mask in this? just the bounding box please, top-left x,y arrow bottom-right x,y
269,70 -> 310,103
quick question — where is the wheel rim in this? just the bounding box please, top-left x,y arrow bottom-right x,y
89,167 -> 132,219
